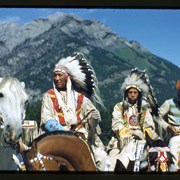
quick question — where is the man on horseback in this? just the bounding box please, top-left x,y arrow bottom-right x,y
157,80 -> 180,170
38,52 -> 110,171
107,68 -> 159,171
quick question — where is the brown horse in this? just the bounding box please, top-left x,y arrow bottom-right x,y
20,131 -> 97,171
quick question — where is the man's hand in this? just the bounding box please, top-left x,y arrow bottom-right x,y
119,127 -> 132,137
132,129 -> 144,140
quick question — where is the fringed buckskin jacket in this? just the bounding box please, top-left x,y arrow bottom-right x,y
39,89 -> 104,148
108,101 -> 158,150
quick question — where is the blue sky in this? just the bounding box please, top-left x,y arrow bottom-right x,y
0,8 -> 179,67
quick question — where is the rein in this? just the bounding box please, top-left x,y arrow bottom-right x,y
70,109 -> 94,132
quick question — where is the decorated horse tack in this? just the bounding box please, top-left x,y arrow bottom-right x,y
147,146 -> 171,172
145,131 -> 177,172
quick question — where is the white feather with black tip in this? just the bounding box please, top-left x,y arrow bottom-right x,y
122,68 -> 159,116
55,52 -> 104,108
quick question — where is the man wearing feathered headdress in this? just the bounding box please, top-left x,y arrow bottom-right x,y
158,80 -> 180,170
39,52 -> 110,171
107,68 -> 159,171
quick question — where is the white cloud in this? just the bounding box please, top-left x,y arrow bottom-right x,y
0,16 -> 21,24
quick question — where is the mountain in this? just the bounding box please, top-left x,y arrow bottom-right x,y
0,12 -> 180,108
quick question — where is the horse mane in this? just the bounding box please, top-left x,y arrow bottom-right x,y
151,139 -> 167,148
32,130 -> 76,144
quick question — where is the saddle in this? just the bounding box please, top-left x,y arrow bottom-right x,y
74,132 -> 86,140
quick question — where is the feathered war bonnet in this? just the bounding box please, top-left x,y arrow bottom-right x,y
121,68 -> 159,117
54,52 -> 104,108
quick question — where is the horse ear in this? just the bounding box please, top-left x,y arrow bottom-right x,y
145,131 -> 153,147
21,81 -> 25,89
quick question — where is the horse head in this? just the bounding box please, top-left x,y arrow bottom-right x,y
145,131 -> 176,172
0,77 -> 28,144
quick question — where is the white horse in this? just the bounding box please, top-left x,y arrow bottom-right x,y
0,77 -> 28,170
0,77 -> 28,144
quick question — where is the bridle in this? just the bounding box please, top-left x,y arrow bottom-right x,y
13,151 -> 53,171
15,151 -> 55,171
147,146 -> 170,172
28,152 -> 54,171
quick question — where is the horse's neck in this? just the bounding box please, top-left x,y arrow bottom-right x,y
24,133 -> 96,171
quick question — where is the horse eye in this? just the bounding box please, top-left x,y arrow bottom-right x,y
24,99 -> 29,108
0,92 -> 3,98
25,99 -> 29,105
0,116 -> 3,124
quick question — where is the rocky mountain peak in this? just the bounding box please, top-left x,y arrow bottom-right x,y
0,12 -> 179,106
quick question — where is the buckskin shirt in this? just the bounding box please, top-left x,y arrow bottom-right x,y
39,89 -> 104,147
112,101 -> 158,149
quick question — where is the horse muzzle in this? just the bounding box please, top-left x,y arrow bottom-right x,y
3,124 -> 23,144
